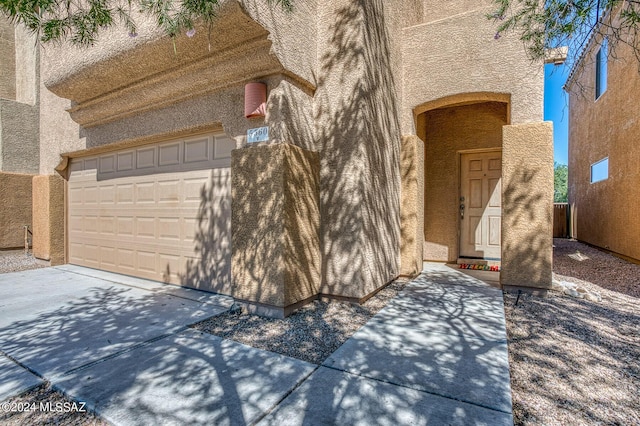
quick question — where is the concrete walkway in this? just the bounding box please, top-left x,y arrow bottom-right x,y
0,263 -> 512,425
262,262 -> 513,425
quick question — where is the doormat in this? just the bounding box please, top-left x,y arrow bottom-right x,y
459,264 -> 500,272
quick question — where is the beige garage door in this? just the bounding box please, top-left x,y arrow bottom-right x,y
68,133 -> 234,294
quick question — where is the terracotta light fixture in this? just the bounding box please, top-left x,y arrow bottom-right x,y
244,82 -> 267,118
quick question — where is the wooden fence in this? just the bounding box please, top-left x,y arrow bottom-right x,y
553,203 -> 569,238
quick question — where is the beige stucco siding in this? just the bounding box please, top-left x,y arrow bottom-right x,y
316,0 -> 401,299
0,99 -> 39,173
0,22 -> 39,174
27,0 -> 553,307
400,135 -> 425,276
231,143 -> 320,315
568,34 -> 640,261
38,81 -> 84,175
14,24 -> 38,106
0,172 -> 33,249
32,174 -> 65,264
41,1 -> 316,123
401,2 -> 543,134
0,17 -> 16,101
501,122 -> 553,289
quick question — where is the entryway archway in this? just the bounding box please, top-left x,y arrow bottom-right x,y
414,93 -> 510,264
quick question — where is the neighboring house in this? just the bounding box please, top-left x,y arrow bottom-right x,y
4,0 -> 553,317
566,9 -> 640,263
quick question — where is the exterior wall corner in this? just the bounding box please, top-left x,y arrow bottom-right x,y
231,142 -> 320,316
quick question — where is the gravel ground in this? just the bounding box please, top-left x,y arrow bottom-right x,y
191,279 -> 409,365
0,250 -> 46,274
0,383 -> 107,426
506,239 -> 640,425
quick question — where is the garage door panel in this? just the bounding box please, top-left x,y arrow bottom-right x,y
117,217 -> 134,236
137,251 -> 157,273
84,186 -> 99,204
135,217 -> 156,238
98,247 -> 116,266
117,248 -> 135,270
158,218 -> 181,241
69,187 -> 84,205
83,244 -> 100,263
70,216 -> 83,232
68,136 -> 232,294
135,182 -> 156,204
116,184 -> 134,204
99,217 -> 115,234
157,180 -> 180,204
84,216 -> 99,233
183,177 -> 209,202
159,254 -> 181,282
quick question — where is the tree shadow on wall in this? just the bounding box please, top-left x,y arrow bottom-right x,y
502,163 -> 552,286
314,0 -> 402,297
230,0 -> 403,303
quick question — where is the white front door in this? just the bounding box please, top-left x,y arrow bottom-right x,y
459,151 -> 502,260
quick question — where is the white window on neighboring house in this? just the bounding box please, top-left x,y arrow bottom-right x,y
591,157 -> 609,183
595,39 -> 608,100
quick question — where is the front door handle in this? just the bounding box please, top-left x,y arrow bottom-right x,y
460,203 -> 465,219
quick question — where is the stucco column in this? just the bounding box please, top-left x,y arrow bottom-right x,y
501,122 -> 554,290
231,143 -> 321,318
32,174 -> 65,265
400,135 -> 425,276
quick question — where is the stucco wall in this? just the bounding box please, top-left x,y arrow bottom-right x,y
0,17 -> 16,101
38,75 -> 84,175
421,102 -> 507,262
316,0 -> 401,300
14,24 -> 38,105
0,99 -> 39,173
73,75 -> 315,155
40,1 -> 315,130
37,2 -> 317,173
32,0 -> 550,301
32,174 -> 65,264
231,143 -> 320,317
567,34 -> 640,262
0,172 -> 33,249
400,135 -> 424,276
0,22 -> 39,174
501,122 -> 553,290
401,1 -> 544,134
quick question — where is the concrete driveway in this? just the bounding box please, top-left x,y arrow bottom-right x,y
0,263 -> 513,425
0,265 -> 319,425
0,265 -> 234,385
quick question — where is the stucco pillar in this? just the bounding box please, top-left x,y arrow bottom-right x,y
231,143 -> 321,318
400,135 -> 425,276
501,122 -> 554,291
32,175 -> 65,265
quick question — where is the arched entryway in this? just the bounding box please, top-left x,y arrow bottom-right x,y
414,93 -> 510,264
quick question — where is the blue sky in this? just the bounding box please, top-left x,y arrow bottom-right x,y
544,62 -> 571,165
